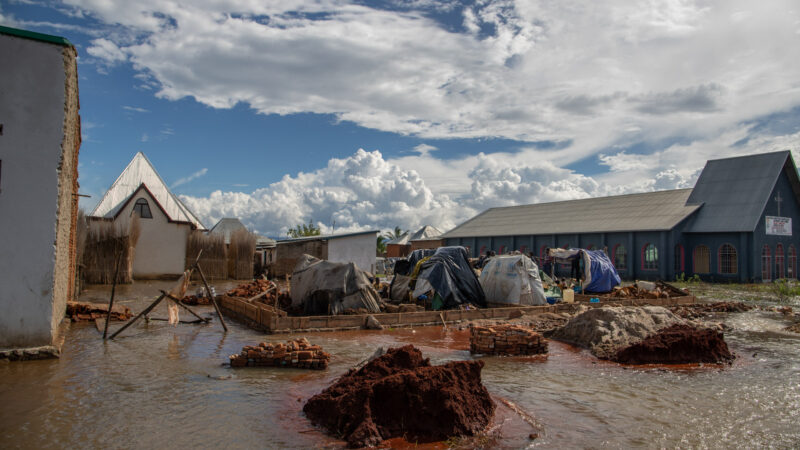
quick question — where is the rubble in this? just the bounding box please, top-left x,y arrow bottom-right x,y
669,301 -> 753,319
225,279 -> 274,297
613,324 -> 734,364
303,345 -> 494,448
178,295 -> 211,306
228,337 -> 330,370
66,301 -> 132,321
470,324 -> 548,356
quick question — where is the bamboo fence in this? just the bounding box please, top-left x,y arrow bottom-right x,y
185,231 -> 227,279
82,216 -> 140,284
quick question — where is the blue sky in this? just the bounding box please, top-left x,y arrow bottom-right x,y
3,1 -> 800,237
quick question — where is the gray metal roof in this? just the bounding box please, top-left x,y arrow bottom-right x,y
386,232 -> 411,245
209,218 -> 247,244
442,189 -> 701,238
685,151 -> 799,233
276,230 -> 379,244
409,225 -> 442,241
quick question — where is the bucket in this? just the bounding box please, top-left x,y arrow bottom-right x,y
563,289 -> 574,303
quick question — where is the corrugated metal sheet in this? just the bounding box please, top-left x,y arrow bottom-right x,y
685,151 -> 792,233
209,218 -> 247,244
409,225 -> 442,241
442,189 -> 701,238
90,152 -> 206,230
386,232 -> 410,245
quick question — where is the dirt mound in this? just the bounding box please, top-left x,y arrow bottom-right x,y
549,306 -> 683,359
613,324 -> 734,364
303,345 -> 495,448
670,301 -> 753,319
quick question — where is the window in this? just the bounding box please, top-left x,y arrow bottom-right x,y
718,244 -> 737,274
674,244 -> 684,273
693,246 -> 710,274
131,198 -> 152,219
776,244 -> 785,279
762,245 -> 771,281
789,245 -> 797,279
498,245 -> 506,254
613,244 -> 627,270
642,244 -> 658,270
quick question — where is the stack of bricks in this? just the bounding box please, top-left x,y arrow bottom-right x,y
469,324 -> 548,355
229,337 -> 330,370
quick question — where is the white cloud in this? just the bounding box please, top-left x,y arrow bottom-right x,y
171,167 -> 208,188
123,105 -> 149,113
86,37 -> 127,64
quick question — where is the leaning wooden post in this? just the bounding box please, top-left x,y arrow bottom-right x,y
103,246 -> 124,339
195,262 -> 228,331
160,290 -> 211,323
109,293 -> 166,339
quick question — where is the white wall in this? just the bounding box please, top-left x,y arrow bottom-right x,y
0,35 -> 72,348
328,233 -> 377,273
114,189 -> 191,278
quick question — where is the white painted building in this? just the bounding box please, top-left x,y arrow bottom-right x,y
272,230 -> 379,276
89,152 -> 206,278
0,26 -> 81,351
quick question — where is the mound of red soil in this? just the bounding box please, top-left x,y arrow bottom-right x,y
612,324 -> 734,364
303,345 -> 495,448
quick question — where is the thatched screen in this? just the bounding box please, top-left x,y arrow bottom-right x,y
82,216 -> 140,284
228,229 -> 256,280
185,231 -> 227,279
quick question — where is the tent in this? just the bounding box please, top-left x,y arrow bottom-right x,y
290,254 -> 381,315
581,249 -> 621,293
389,248 -> 436,302
411,246 -> 487,309
479,254 -> 547,306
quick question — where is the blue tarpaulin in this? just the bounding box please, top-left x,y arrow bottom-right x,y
582,250 -> 621,293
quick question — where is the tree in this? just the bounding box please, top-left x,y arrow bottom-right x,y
383,226 -> 407,241
377,235 -> 387,256
287,220 -> 321,238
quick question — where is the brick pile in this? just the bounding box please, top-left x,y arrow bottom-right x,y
469,324 -> 548,356
229,337 -> 330,370
66,301 -> 133,321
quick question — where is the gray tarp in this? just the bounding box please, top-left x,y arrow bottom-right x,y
479,255 -> 547,306
412,246 -> 487,309
291,254 -> 381,315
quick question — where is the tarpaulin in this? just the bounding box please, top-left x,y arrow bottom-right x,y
411,246 -> 487,309
479,255 -> 547,306
291,254 -> 381,315
581,250 -> 621,293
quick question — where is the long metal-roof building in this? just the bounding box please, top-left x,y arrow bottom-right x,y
441,151 -> 800,282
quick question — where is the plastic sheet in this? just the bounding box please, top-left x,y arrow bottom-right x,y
479,255 -> 547,305
291,255 -> 381,315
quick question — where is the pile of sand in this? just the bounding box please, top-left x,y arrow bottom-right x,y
303,345 -> 495,448
613,324 -> 733,364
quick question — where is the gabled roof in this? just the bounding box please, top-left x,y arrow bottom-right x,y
209,218 -> 247,244
276,230 -> 379,244
685,151 -> 800,233
442,189 -> 701,238
90,152 -> 206,230
409,225 -> 442,241
386,232 -> 411,246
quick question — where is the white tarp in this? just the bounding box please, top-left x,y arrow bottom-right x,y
479,255 -> 547,306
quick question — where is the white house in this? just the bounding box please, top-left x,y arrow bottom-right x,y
0,26 -> 81,353
271,230 -> 379,276
89,152 -> 206,278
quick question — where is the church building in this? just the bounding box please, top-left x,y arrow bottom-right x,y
441,151 -> 800,282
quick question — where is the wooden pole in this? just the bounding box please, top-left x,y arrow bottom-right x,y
160,290 -> 212,323
109,293 -> 166,339
195,262 -> 228,331
103,245 -> 124,339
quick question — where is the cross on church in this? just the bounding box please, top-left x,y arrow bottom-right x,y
775,192 -> 783,216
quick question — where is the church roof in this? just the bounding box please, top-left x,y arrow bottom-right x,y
89,152 -> 206,230
209,218 -> 247,244
442,189 -> 700,238
685,151 -> 800,233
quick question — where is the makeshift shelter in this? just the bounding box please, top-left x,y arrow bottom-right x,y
389,248 -> 436,302
546,248 -> 621,293
290,255 -> 381,315
411,247 -> 487,310
479,254 -> 547,306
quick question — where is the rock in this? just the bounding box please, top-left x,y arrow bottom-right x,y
613,324 -> 734,364
508,309 -> 524,319
549,306 -> 684,359
365,315 -> 383,330
303,345 -> 495,448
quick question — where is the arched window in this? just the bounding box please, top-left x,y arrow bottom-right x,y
718,244 -> 737,274
761,245 -> 771,281
642,243 -> 658,270
789,245 -> 797,279
674,244 -> 684,273
131,198 -> 152,219
498,245 -> 506,255
775,244 -> 785,279
693,246 -> 710,274
479,246 -> 487,256
613,244 -> 627,270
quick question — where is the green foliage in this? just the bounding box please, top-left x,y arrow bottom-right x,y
770,278 -> 800,303
383,226 -> 407,241
377,235 -> 387,255
286,220 -> 321,238
675,272 -> 701,283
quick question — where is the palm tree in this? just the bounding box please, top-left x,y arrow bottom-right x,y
383,226 -> 407,241
377,235 -> 388,256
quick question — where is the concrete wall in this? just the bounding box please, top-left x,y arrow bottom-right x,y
0,35 -> 80,348
113,189 -> 191,278
328,232 -> 377,273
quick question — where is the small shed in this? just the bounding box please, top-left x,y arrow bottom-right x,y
271,230 -> 378,277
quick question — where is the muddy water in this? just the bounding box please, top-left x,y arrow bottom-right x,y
1,281 -> 799,448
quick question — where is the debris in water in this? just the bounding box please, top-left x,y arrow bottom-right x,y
303,345 -> 494,448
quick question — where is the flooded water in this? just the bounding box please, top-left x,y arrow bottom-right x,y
2,281 -> 800,448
